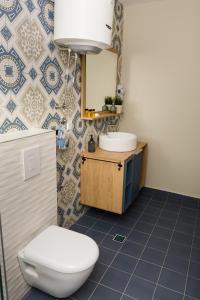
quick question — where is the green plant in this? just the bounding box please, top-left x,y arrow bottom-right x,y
104,96 -> 113,105
113,96 -> 123,105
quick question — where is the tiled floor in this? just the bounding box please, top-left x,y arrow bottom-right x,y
23,188 -> 200,300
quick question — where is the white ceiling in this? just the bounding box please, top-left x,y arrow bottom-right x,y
120,0 -> 161,6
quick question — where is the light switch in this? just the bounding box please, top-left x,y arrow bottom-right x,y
23,146 -> 40,180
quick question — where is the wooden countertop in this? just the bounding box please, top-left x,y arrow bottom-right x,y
81,142 -> 147,164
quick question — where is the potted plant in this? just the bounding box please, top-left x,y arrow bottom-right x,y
104,96 -> 113,111
113,96 -> 123,113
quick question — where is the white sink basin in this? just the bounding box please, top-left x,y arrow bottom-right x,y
99,132 -> 137,152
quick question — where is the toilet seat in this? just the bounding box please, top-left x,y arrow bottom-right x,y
23,225 -> 99,273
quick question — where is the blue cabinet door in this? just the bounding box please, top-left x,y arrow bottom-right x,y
122,150 -> 144,212
122,155 -> 134,212
132,150 -> 143,200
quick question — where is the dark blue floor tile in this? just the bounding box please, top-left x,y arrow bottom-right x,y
168,192 -> 184,202
191,247 -> 200,263
115,216 -> 137,228
195,228 -> 200,238
167,197 -> 182,206
184,296 -> 197,300
140,187 -> 154,197
141,247 -> 165,266
111,253 -> 138,274
100,267 -> 131,292
160,210 -> 178,221
90,285 -> 122,300
180,207 -> 197,218
101,213 -> 119,224
89,262 -> 108,282
186,277 -> 200,299
92,221 -> 113,233
172,231 -> 193,247
144,206 -> 161,216
86,229 -> 106,245
134,222 -> 154,234
189,261 -> 200,279
133,202 -> 147,211
109,224 -> 131,236
175,222 -> 194,236
125,275 -> 155,300
152,189 -> 168,201
101,235 -> 123,251
168,242 -> 191,261
76,215 -> 97,227
134,260 -> 161,283
182,196 -> 199,209
70,224 -> 88,234
152,226 -> 172,240
120,240 -> 144,258
157,217 -> 176,230
136,196 -> 150,206
22,289 -> 56,300
121,295 -> 136,300
98,246 -> 116,265
85,208 -> 104,219
154,286 -> 183,300
158,268 -> 186,293
150,200 -> 165,209
164,254 -> 189,275
193,237 -> 200,249
178,214 -> 195,225
125,209 -> 142,220
141,214 -> 158,225
128,230 -> 149,245
165,203 -> 181,212
71,280 -> 97,300
147,236 -> 169,252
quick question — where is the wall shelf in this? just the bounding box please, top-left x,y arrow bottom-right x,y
81,112 -> 123,121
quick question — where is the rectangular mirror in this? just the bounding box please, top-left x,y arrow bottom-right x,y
81,49 -> 118,119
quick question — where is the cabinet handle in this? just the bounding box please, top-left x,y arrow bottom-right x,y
118,163 -> 123,171
82,157 -> 86,164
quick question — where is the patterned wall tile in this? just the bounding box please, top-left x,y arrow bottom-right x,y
0,0 -> 23,23
57,134 -> 77,165
0,113 -> 27,134
60,178 -> 77,206
0,0 -> 124,227
41,111 -> 61,129
0,46 -> 27,97
37,0 -> 54,35
40,56 -> 63,95
16,18 -> 44,63
19,84 -> 48,127
0,106 -> 13,133
58,85 -> 77,118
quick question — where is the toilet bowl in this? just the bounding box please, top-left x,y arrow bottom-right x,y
18,225 -> 99,298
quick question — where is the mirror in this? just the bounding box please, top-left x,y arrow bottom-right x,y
81,49 -> 118,118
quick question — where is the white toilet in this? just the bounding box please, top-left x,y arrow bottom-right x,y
18,225 -> 99,298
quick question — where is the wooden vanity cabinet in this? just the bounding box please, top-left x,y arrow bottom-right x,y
80,143 -> 147,214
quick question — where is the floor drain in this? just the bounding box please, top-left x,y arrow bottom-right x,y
113,234 -> 126,243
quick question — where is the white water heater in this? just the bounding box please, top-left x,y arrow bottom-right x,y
54,0 -> 114,54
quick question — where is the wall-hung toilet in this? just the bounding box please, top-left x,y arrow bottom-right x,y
18,225 -> 99,298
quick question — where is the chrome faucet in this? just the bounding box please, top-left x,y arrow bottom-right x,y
103,119 -> 109,135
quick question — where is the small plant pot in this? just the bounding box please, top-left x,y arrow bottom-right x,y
102,104 -> 108,112
107,105 -> 112,111
110,104 -> 117,113
116,105 -> 123,114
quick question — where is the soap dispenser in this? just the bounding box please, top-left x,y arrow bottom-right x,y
88,135 -> 96,153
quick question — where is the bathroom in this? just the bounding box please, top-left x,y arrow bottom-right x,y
0,0 -> 200,299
